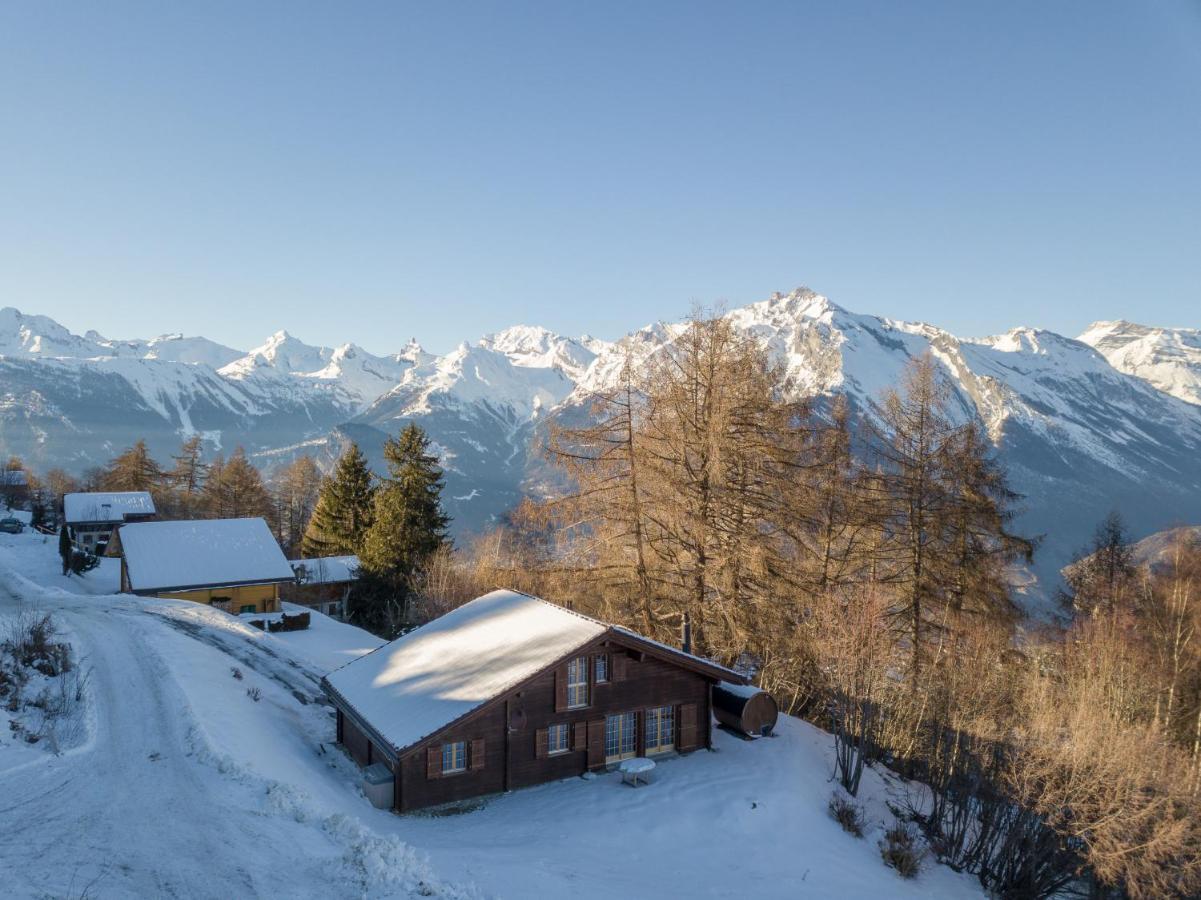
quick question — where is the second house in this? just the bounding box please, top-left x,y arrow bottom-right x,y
114,517 -> 296,614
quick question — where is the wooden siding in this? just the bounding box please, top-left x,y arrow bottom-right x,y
375,633 -> 716,812
152,583 -> 280,613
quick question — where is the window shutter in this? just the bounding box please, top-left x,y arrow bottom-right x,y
586,718 -> 605,768
470,739 -> 485,771
572,722 -> 587,752
611,653 -> 627,682
427,745 -> 442,779
554,666 -> 568,712
535,727 -> 549,759
678,703 -> 698,750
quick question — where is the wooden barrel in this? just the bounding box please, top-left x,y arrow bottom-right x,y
713,682 -> 778,737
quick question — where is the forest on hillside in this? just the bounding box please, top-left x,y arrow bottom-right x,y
6,313 -> 1201,898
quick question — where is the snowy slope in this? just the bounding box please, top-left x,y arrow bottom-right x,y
0,530 -> 983,899
1078,320 -> 1201,407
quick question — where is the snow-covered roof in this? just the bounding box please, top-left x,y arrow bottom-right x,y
64,491 -> 155,524
324,589 -> 746,755
325,590 -> 608,753
119,517 -> 295,593
289,555 -> 359,584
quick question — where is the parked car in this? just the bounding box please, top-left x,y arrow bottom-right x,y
0,517 -> 24,534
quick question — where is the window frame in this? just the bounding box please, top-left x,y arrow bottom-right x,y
442,740 -> 467,775
645,705 -> 675,755
566,656 -> 589,709
594,653 -> 609,684
547,722 -> 570,755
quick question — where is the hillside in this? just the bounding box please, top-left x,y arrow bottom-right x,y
0,526 -> 982,899
2,291 -> 1201,599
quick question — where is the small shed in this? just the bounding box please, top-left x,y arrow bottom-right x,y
116,517 -> 296,614
63,491 -> 156,553
285,555 -> 358,620
712,682 -> 778,737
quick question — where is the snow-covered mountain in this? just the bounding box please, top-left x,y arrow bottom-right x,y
1,292 -> 1198,599
1078,320 -> 1201,407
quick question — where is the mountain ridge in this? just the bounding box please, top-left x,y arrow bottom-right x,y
1,291 -> 1198,602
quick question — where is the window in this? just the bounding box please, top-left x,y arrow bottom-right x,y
567,656 -> 589,708
645,706 -> 675,755
605,712 -> 638,763
442,741 -> 467,774
595,654 -> 608,683
548,723 -> 570,755
239,604 -> 257,614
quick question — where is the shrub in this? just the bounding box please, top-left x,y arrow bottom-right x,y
880,820 -> 924,879
246,687 -> 262,702
828,791 -> 865,838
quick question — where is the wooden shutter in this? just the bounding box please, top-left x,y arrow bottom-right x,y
470,739 -> 485,771
572,722 -> 587,752
426,745 -> 442,779
554,666 -> 568,712
611,653 -> 627,682
678,703 -> 699,750
586,718 -> 605,769
535,728 -> 549,759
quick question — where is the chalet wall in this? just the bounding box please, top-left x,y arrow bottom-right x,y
153,583 -> 280,613
397,704 -> 507,812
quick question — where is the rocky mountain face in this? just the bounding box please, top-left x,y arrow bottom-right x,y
1,294 -> 1198,600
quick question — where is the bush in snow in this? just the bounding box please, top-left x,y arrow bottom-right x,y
828,791 -> 865,838
246,687 -> 261,702
880,820 -> 924,879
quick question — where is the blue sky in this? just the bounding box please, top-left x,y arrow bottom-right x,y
1,1 -> 1198,355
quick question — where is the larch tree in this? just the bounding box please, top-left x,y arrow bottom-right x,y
301,443 -> 376,558
546,348 -> 659,630
200,448 -> 271,519
101,440 -> 164,495
169,435 -> 209,516
270,455 -> 323,556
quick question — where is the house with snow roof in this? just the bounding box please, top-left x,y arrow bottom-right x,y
323,588 -> 745,813
63,490 -> 156,553
113,517 -> 296,615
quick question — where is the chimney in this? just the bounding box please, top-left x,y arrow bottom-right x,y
681,610 -> 692,655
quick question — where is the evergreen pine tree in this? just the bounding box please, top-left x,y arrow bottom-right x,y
301,444 -> 376,558
356,425 -> 450,635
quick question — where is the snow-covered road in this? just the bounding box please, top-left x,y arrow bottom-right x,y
0,539 -> 466,900
0,582 -> 319,897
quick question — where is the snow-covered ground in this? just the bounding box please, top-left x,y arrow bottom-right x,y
0,528 -> 983,899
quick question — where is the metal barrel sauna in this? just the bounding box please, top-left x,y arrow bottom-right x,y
712,682 -> 778,737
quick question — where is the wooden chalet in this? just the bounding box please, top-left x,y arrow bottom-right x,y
323,589 -> 745,813
114,517 -> 295,614
63,491 -> 156,554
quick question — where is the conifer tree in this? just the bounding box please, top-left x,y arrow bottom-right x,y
356,424 -> 450,635
301,444 -> 376,558
200,447 -> 271,519
101,440 -> 164,494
